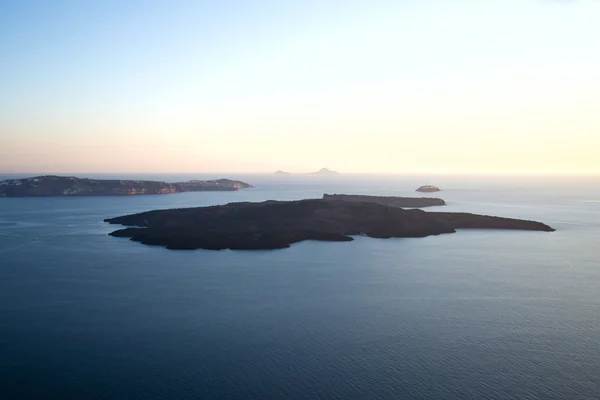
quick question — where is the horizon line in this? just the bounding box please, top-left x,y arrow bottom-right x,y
1,171 -> 600,177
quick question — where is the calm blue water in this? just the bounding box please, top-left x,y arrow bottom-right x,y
1,174 -> 599,399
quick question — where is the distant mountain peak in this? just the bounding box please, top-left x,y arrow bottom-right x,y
310,168 -> 339,175
273,168 -> 339,175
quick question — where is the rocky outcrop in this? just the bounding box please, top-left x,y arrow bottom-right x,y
0,176 -> 252,197
416,185 -> 441,193
323,194 -> 446,208
105,199 -> 554,251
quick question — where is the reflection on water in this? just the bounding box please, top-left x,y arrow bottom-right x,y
1,174 -> 599,399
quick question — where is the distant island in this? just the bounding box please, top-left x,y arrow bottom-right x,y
274,168 -> 340,175
105,197 -> 554,251
0,175 -> 252,197
310,168 -> 339,175
416,185 -> 441,193
323,194 -> 446,208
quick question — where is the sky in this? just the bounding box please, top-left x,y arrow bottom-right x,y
1,0 -> 599,174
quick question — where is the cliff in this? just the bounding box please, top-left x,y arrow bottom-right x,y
105,199 -> 554,251
0,176 -> 252,197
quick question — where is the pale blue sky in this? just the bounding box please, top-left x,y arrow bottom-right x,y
1,0 -> 599,173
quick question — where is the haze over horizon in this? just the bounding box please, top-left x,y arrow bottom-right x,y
2,0 -> 599,175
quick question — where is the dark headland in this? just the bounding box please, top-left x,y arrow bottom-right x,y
324,193 -> 446,208
0,175 -> 252,197
105,198 -> 554,251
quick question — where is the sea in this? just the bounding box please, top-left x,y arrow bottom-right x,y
0,173 -> 599,400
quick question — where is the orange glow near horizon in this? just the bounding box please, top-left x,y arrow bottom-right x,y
2,1 -> 599,175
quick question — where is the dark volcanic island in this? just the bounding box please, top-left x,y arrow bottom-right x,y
0,175 -> 252,197
105,196 -> 554,251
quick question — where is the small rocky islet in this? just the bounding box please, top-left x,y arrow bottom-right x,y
416,185 -> 442,193
105,194 -> 554,251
